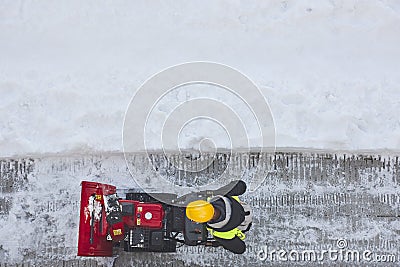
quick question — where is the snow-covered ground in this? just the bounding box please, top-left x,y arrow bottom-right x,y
1,153 -> 400,266
1,2 -> 400,266
1,0 -> 400,157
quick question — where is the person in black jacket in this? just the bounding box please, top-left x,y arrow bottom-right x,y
186,180 -> 252,254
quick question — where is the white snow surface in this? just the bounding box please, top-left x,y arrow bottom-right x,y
1,0 -> 400,157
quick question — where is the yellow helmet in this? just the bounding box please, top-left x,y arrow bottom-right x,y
186,200 -> 214,223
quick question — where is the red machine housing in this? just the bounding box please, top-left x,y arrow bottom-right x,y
78,181 -> 165,257
78,181 -> 115,256
119,200 -> 164,229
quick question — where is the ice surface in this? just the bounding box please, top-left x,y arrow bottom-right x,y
1,153 -> 400,266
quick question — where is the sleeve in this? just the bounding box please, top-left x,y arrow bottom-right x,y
214,180 -> 247,197
213,236 -> 246,254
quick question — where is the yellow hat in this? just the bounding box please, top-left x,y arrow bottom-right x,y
186,200 -> 214,223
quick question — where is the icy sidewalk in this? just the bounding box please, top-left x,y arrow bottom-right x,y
0,151 -> 400,266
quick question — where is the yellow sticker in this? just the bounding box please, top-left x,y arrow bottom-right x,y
136,219 -> 141,225
95,194 -> 102,201
113,229 -> 122,236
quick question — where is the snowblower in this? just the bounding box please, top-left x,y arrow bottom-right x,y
77,181 -> 218,256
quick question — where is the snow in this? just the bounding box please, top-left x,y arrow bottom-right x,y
1,1 -> 400,266
1,1 -> 400,157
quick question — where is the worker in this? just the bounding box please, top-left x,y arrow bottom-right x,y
186,180 -> 252,254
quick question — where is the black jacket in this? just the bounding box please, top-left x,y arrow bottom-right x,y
207,195 -> 245,232
206,180 -> 248,254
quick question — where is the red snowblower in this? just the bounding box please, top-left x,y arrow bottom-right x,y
78,181 -> 217,256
